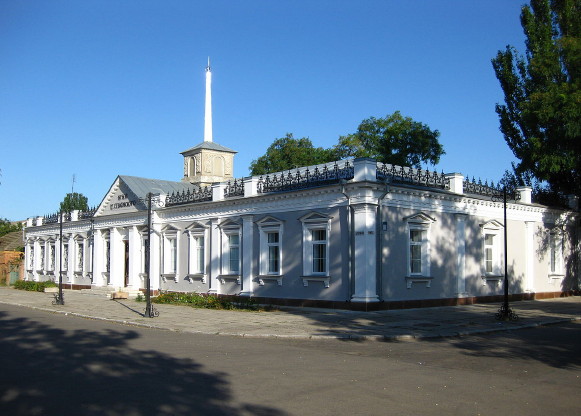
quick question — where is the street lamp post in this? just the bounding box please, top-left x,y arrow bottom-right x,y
144,192 -> 159,318
494,186 -> 519,321
52,211 -> 65,305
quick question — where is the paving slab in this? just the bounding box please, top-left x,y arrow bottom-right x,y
0,287 -> 579,341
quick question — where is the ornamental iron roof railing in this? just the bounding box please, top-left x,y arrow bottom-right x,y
225,178 -> 245,198
376,163 -> 450,190
257,160 -> 354,194
464,177 -> 520,202
80,207 -> 97,219
165,186 -> 212,207
44,213 -> 59,224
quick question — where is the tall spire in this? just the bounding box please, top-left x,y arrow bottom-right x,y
204,57 -> 213,143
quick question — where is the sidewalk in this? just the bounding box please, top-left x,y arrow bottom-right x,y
0,287 -> 579,341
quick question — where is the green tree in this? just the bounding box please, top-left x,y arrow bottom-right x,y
0,218 -> 22,237
332,111 -> 444,168
59,192 -> 89,213
492,0 -> 580,199
250,133 -> 335,175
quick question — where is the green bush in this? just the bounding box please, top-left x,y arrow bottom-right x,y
152,292 -> 264,311
14,280 -> 58,292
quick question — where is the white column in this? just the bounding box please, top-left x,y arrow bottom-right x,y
455,214 -> 468,296
92,230 -> 104,286
65,235 -> 73,283
128,226 -> 140,289
351,203 -> 380,303
525,221 -> 535,292
240,215 -> 254,297
32,239 -> 40,281
150,220 -> 162,291
109,228 -> 124,288
209,218 -> 221,294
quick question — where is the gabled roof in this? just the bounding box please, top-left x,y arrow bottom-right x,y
180,141 -> 237,156
95,175 -> 198,217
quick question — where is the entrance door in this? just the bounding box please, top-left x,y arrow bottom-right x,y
124,240 -> 129,287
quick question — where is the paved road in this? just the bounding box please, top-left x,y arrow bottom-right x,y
1,302 -> 580,416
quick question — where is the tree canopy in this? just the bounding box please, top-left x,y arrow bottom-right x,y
250,112 -> 444,175
59,192 -> 89,213
0,218 -> 22,238
249,134 -> 334,175
332,111 -> 444,168
492,0 -> 580,199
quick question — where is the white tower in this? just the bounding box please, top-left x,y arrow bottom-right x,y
181,59 -> 237,186
204,57 -> 213,143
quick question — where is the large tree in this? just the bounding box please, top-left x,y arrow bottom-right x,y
492,0 -> 580,199
332,111 -> 444,168
249,134 -> 334,175
59,192 -> 89,213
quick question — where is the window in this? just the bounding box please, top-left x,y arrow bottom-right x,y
75,237 -> 84,274
185,221 -> 209,283
480,220 -> 503,279
104,240 -> 110,273
48,242 -> 55,272
28,245 -> 34,270
300,212 -> 332,287
549,229 -> 564,276
403,213 -> 436,288
63,243 -> 69,271
38,245 -> 45,271
257,216 -> 284,285
162,226 -> 179,279
227,233 -> 240,274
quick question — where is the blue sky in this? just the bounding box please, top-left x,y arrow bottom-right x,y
0,0 -> 528,221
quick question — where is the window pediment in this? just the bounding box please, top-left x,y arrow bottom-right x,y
403,212 -> 436,224
256,216 -> 283,227
185,220 -> 210,232
299,212 -> 332,224
480,220 -> 504,230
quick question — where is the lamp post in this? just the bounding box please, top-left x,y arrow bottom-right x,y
144,192 -> 159,318
52,210 -> 65,305
493,186 -> 519,321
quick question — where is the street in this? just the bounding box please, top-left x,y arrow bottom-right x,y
0,303 -> 579,416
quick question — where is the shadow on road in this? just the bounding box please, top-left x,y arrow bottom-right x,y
0,310 -> 288,416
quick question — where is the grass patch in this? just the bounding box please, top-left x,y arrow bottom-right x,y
13,280 -> 58,292
152,292 -> 274,311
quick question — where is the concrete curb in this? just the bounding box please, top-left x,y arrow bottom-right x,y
1,298 -> 579,342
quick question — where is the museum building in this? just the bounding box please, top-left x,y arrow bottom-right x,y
23,63 -> 580,309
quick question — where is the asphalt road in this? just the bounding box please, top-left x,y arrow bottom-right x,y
1,303 -> 579,416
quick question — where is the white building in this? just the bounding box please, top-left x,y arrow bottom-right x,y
23,63 -> 580,310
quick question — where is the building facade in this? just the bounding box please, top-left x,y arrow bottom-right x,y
23,157 -> 580,309
22,62 -> 580,309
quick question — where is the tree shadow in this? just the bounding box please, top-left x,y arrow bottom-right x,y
0,310 -> 288,416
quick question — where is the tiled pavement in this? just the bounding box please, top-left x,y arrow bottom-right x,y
0,287 -> 579,341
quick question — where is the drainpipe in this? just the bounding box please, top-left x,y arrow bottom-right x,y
376,183 -> 390,302
340,180 -> 353,302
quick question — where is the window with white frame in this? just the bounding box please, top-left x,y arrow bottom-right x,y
220,221 -> 241,276
102,232 -> 110,274
62,243 -> 69,271
74,237 -> 84,273
403,213 -> 435,288
300,212 -> 331,277
162,226 -> 179,278
480,220 -> 503,277
549,229 -> 564,276
48,241 -> 55,272
185,222 -> 208,278
38,244 -> 45,271
257,217 -> 284,277
28,245 -> 34,270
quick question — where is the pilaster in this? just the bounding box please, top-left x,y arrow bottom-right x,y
455,213 -> 468,296
209,218 -> 221,294
240,215 -> 254,296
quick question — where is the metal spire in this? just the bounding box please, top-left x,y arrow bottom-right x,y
204,57 -> 213,142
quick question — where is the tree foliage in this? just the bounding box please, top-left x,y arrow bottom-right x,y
0,218 -> 22,238
249,134 -> 334,175
250,112 -> 444,175
492,0 -> 580,199
59,192 -> 89,213
332,111 -> 444,168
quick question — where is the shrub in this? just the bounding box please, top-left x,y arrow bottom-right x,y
14,280 -> 58,292
152,292 -> 264,311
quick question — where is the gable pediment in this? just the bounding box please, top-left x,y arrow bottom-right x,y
403,212 -> 436,224
480,219 -> 504,230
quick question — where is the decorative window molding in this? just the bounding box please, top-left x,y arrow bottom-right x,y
404,213 -> 435,287
186,221 -> 209,283
300,212 -> 332,288
48,240 -> 56,273
73,235 -> 85,275
548,227 -> 564,278
37,243 -> 45,272
219,219 -> 241,280
480,220 -> 504,285
257,216 -> 284,285
161,225 -> 179,282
